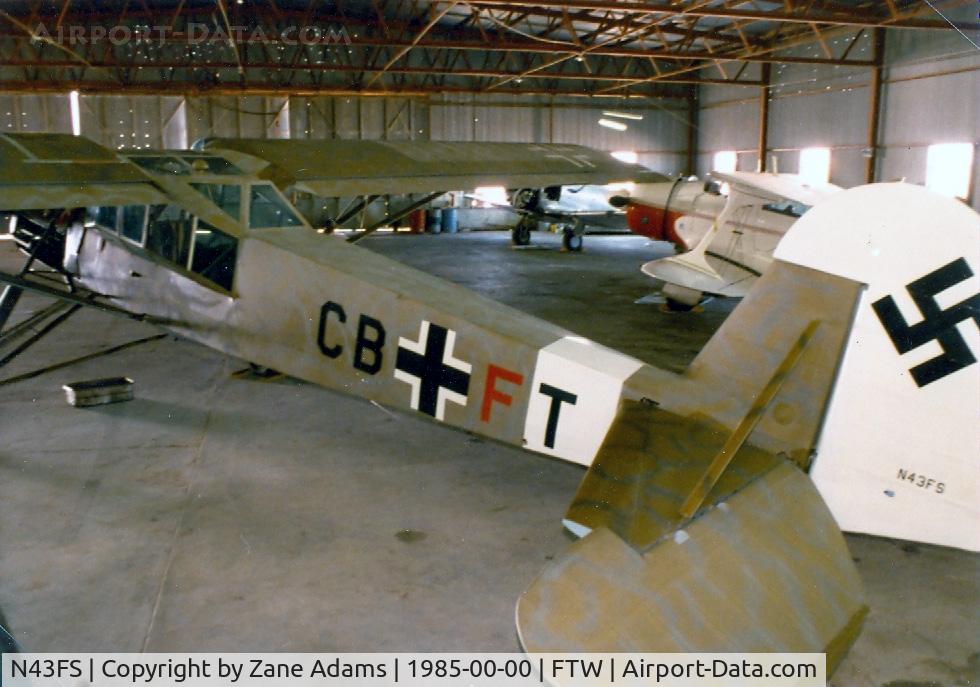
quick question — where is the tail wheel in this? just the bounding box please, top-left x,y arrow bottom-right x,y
662,298 -> 696,313
561,227 -> 583,252
512,217 -> 534,246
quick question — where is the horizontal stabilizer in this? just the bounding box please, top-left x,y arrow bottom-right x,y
562,399 -> 784,548
518,462 -> 867,673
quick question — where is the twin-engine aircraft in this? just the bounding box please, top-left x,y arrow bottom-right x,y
612,171 -> 843,309
0,133 -> 977,673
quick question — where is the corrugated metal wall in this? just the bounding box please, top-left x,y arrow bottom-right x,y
879,28 -> 980,205
697,77 -> 762,173
696,30 -> 876,186
0,93 -> 72,134
695,14 -> 980,209
0,92 -> 689,174
429,95 -> 690,173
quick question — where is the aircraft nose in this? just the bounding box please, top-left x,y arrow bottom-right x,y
625,202 -> 668,241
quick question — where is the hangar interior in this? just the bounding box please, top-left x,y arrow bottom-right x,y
0,1 -> 977,206
0,1 -> 978,685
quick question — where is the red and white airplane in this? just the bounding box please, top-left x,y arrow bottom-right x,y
612,171 -> 843,309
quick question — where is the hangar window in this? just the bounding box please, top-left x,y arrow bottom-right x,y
146,204 -> 193,267
191,183 -> 242,222
611,150 -> 638,164
121,205 -> 147,243
799,147 -> 831,185
713,151 -> 738,174
926,143 -> 974,199
69,90 -> 81,137
473,186 -> 508,208
191,220 -> 237,291
249,184 -> 303,228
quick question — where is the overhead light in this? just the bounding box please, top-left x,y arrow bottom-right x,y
602,110 -> 643,121
598,118 -> 627,131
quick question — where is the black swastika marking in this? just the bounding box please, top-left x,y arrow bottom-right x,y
872,258 -> 980,387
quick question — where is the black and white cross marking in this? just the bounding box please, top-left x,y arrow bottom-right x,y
394,320 -> 472,420
872,257 -> 980,387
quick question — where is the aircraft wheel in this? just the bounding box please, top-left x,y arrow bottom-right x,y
512,218 -> 534,246
663,297 -> 696,313
561,228 -> 583,252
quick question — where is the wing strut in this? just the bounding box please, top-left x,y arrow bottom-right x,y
347,191 -> 445,244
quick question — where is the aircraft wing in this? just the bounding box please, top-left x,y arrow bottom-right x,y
0,133 -> 170,210
203,139 -> 651,197
641,252 -> 758,298
711,170 -> 842,206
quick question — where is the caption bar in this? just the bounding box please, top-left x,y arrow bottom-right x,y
2,653 -> 825,687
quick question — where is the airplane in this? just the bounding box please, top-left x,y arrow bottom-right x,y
505,173 -> 669,251
0,133 -> 977,673
611,171 -> 843,310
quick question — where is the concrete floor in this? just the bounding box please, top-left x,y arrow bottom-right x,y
0,231 -> 976,685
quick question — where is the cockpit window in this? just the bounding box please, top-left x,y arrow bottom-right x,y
120,205 -> 146,243
182,156 -> 241,175
89,206 -> 119,231
130,156 -> 192,176
762,200 -> 811,218
191,183 -> 242,222
146,204 -> 193,266
191,220 -> 237,291
129,154 -> 242,177
91,202 -> 236,292
249,184 -> 303,228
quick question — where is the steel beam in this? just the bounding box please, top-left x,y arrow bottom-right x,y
0,58 -> 763,87
0,79 -> 686,99
865,27 -> 885,184
463,0 -> 980,30
686,87 -> 698,176
0,30 -> 879,67
758,62 -> 771,172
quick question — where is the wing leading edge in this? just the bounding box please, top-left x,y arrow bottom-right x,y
0,133 -> 169,211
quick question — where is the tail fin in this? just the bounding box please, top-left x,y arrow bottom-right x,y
779,183 -> 979,552
682,182 -> 979,552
